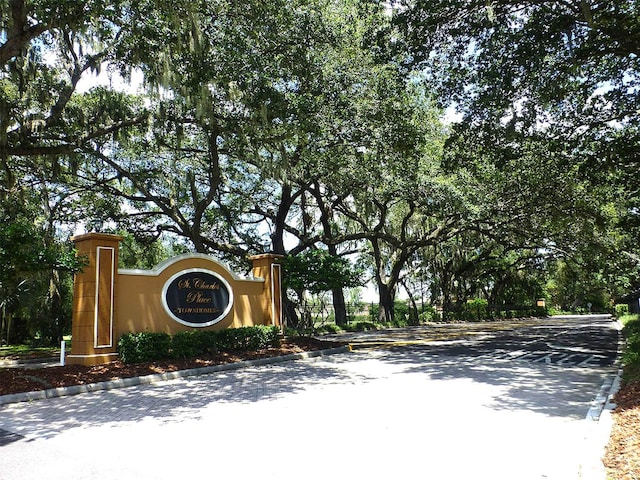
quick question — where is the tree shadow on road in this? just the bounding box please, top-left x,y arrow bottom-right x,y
0,353 -> 374,442
367,343 -> 616,420
0,330 -> 618,444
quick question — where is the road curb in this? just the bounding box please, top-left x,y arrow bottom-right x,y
585,368 -> 623,421
579,368 -> 623,480
584,318 -> 624,422
0,345 -> 352,406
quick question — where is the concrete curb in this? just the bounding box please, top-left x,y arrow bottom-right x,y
585,368 -> 623,421
578,368 -> 623,480
578,319 -> 624,479
0,345 -> 352,406
592,318 -> 625,421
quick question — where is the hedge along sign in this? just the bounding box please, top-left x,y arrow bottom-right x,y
162,269 -> 233,327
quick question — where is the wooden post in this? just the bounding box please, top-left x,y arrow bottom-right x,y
67,233 -> 123,366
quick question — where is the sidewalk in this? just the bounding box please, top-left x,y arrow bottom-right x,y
0,357 -> 59,369
0,346 -> 350,406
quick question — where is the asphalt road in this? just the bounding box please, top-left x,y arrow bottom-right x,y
0,315 -> 621,480
341,314 -> 620,367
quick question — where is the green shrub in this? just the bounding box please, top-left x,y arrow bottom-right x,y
284,325 -> 321,337
118,331 -> 172,364
419,305 -> 441,323
350,314 -> 371,323
393,301 -> 410,324
343,321 -> 378,332
615,304 -> 630,318
535,306 -> 548,317
171,331 -> 200,359
368,301 -> 412,324
621,315 -> 640,382
215,328 -> 246,351
622,315 -> 640,337
250,325 -> 281,349
461,298 -> 489,322
283,326 -> 301,337
118,326 -> 280,364
215,326 -> 280,351
315,324 -> 343,335
171,330 -> 220,359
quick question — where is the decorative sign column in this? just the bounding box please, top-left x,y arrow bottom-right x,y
249,254 -> 284,329
67,233 -> 122,366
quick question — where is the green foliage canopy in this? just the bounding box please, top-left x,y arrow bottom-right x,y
283,249 -> 363,295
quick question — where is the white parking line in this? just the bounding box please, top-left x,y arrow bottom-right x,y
578,355 -> 606,367
557,354 -> 584,365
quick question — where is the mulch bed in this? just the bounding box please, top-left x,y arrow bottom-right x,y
604,380 -> 640,479
0,337 -> 346,396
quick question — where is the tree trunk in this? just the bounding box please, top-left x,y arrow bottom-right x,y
378,282 -> 395,323
283,299 -> 299,329
370,238 -> 397,323
271,184 -> 293,255
440,276 -> 453,321
4,312 -> 12,345
312,182 -> 349,326
50,270 -> 65,344
332,287 -> 348,326
327,242 -> 348,325
401,278 -> 420,325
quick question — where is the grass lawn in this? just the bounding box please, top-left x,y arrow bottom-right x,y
620,314 -> 640,382
0,336 -> 71,360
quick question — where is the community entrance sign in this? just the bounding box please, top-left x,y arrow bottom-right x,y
162,269 -> 233,327
67,233 -> 282,366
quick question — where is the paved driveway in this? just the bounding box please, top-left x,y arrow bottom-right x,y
0,315 -> 620,480
340,315 -> 619,368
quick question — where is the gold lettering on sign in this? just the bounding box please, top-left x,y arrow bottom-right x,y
193,278 -> 220,290
175,307 -> 221,314
177,277 -> 220,290
186,291 -> 212,304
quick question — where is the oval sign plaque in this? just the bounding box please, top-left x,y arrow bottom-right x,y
162,269 -> 233,327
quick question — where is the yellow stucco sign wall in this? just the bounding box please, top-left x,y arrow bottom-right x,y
68,233 -> 283,366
